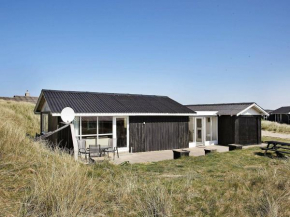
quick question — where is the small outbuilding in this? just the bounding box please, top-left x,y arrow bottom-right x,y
267,107 -> 290,124
186,103 -> 269,146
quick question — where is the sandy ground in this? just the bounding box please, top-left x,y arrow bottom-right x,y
262,130 -> 290,139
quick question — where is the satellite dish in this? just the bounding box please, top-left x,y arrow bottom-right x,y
61,107 -> 75,124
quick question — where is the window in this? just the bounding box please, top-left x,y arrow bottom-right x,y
98,117 -> 113,134
208,118 -> 211,123
189,117 -> 194,142
42,113 -> 48,133
82,117 -> 97,135
78,116 -> 113,147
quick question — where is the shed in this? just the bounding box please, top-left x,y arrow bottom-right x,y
186,103 -> 269,146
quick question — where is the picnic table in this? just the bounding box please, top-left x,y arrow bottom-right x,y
261,141 -> 290,157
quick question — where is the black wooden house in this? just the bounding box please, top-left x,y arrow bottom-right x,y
34,89 -> 195,153
267,107 -> 290,124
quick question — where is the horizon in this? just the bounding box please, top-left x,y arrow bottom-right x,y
1,0 -> 289,109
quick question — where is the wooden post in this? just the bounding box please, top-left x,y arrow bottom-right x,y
70,124 -> 79,161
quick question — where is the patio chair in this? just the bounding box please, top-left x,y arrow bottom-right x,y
103,138 -> 119,160
88,145 -> 101,163
78,139 -> 88,161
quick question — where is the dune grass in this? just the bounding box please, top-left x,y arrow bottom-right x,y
262,136 -> 290,144
262,120 -> 290,134
1,99 -> 290,216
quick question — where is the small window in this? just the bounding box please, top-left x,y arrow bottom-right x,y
207,118 -> 211,123
42,114 -> 48,133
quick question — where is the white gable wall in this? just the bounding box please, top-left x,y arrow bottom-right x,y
240,107 -> 261,116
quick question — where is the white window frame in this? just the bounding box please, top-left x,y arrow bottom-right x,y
74,116 -> 129,152
75,116 -> 114,144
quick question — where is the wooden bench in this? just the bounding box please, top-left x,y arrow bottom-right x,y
172,149 -> 190,159
204,149 -> 217,155
228,144 -> 243,151
276,150 -> 290,158
260,147 -> 275,151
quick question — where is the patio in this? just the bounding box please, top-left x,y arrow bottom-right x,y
86,144 -> 265,165
113,145 -> 228,164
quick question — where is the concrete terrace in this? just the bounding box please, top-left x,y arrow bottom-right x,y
111,145 -> 264,165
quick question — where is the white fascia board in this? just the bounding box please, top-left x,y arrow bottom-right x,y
192,111 -> 218,116
51,113 -> 196,117
237,103 -> 269,116
34,91 -> 44,114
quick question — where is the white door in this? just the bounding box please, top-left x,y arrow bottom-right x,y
196,118 -> 203,145
113,117 -> 129,152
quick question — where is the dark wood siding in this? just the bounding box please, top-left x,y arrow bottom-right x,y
48,114 -> 58,144
218,115 -> 261,145
237,116 -> 261,145
57,116 -> 73,149
129,116 -> 189,152
218,116 -> 236,145
42,114 -> 73,150
268,114 -> 290,124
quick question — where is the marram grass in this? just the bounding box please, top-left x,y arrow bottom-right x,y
262,120 -> 290,134
1,99 -> 290,216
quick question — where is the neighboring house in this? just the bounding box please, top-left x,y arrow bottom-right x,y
34,89 -> 195,152
186,103 -> 269,146
267,107 -> 290,124
0,91 -> 38,104
263,109 -> 273,120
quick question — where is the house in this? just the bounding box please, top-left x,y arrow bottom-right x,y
186,103 -> 269,146
267,107 -> 290,124
34,89 -> 195,153
34,90 -> 268,155
0,90 -> 38,104
263,109 -> 273,120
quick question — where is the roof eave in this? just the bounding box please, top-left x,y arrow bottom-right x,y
237,103 -> 269,116
51,112 -> 196,117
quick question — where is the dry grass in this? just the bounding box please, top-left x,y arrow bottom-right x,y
1,99 -> 290,216
262,120 -> 290,134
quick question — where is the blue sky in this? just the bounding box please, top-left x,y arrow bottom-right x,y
0,0 -> 289,109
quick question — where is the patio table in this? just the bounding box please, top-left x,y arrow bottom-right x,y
261,141 -> 290,157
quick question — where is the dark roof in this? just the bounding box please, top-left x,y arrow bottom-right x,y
0,96 -> 38,104
36,89 -> 195,114
265,109 -> 274,114
13,96 -> 39,104
186,102 -> 257,115
271,107 -> 290,114
0,97 -> 13,101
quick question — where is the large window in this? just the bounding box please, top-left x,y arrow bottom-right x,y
98,117 -> 113,134
74,116 -> 113,147
82,117 -> 97,135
